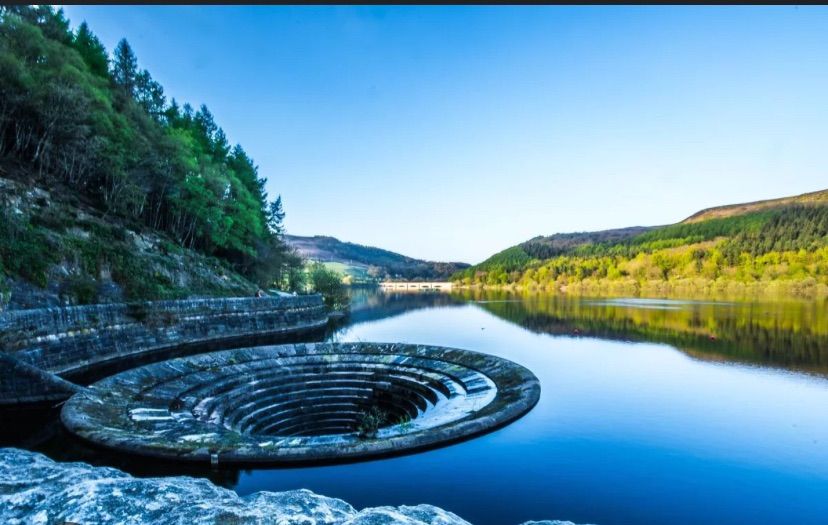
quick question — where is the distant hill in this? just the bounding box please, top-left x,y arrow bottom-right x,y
454,189 -> 828,297
285,235 -> 469,282
520,226 -> 656,260
682,188 -> 828,223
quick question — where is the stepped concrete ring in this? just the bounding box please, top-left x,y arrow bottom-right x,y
61,342 -> 540,465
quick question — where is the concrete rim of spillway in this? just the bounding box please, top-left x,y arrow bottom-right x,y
60,342 -> 541,465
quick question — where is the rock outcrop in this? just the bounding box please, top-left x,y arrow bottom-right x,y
0,448 -> 584,525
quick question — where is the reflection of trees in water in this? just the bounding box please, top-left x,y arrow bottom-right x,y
13,288 -> 825,483
455,289 -> 828,376
341,287 -> 828,375
344,287 -> 465,325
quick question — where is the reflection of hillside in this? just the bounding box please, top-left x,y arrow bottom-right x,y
456,289 -> 828,376
346,288 -> 465,325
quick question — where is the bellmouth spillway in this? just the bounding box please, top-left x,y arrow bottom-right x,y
61,342 -> 541,465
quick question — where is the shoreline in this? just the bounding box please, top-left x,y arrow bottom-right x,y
448,278 -> 828,301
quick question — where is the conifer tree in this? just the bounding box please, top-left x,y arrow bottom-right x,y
112,38 -> 138,96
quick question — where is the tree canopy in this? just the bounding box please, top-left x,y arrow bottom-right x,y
454,205 -> 828,296
0,5 -> 300,289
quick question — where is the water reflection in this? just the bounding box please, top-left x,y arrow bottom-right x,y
446,289 -> 828,376
340,288 -> 828,376
344,287 -> 465,325
5,288 -> 827,525
264,288 -> 828,525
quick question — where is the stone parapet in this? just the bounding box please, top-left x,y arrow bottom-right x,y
0,295 -> 328,405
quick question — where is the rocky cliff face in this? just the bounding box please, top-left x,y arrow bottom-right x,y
0,448 -> 583,525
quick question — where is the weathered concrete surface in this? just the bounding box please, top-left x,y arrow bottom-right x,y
0,295 -> 327,405
0,353 -> 86,405
0,448 -> 585,525
62,342 -> 541,465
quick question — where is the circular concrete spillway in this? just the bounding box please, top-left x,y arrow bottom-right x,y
61,343 -> 540,465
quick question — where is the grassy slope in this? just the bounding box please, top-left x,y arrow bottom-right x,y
682,188 -> 828,223
319,261 -> 373,283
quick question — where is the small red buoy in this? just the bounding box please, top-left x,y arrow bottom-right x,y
709,335 -> 717,341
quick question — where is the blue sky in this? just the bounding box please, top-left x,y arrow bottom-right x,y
60,6 -> 828,263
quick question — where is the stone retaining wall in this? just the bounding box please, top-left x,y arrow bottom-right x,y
0,295 -> 328,405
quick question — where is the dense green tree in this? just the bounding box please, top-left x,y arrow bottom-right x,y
72,22 -> 108,77
454,204 -> 828,295
268,196 -> 286,235
135,69 -> 166,119
112,38 -> 137,96
308,262 -> 349,310
0,5 -> 302,293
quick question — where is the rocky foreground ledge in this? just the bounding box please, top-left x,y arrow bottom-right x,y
0,448 -> 583,525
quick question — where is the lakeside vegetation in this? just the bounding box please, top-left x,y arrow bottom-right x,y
453,202 -> 828,298
306,262 -> 349,311
0,6 -> 305,303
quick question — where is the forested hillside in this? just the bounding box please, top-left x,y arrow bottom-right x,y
453,191 -> 828,297
0,6 -> 303,307
285,235 -> 469,282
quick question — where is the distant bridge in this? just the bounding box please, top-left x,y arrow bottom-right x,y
379,281 -> 453,291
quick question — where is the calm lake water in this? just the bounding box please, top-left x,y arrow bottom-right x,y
8,288 -> 828,525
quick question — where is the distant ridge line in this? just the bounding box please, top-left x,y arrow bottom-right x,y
682,188 -> 828,224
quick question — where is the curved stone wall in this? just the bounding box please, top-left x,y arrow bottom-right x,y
0,295 -> 327,405
61,343 -> 541,465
